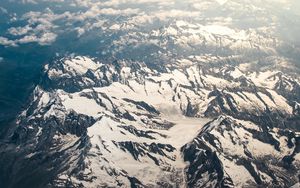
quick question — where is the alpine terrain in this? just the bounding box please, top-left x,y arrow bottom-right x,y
0,0 -> 299,188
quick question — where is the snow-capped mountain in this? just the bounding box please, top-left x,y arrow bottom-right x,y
0,0 -> 300,187
1,55 -> 299,187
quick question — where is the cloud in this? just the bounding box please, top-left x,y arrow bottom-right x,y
73,7 -> 141,21
11,0 -> 65,3
4,7 -> 70,46
0,37 -> 16,46
21,0 -> 38,4
8,25 -> 32,36
0,0 -> 298,49
18,32 -> 57,45
216,0 -> 228,5
99,8 -> 140,15
75,27 -> 85,37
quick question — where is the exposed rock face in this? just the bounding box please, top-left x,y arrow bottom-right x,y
0,55 -> 299,188
182,116 -> 299,187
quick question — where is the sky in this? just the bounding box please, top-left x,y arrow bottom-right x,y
0,0 -> 299,48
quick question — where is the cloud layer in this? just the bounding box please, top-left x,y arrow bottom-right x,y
0,0 -> 298,48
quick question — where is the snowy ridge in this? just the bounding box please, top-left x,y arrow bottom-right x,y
1,56 -> 299,187
182,116 -> 299,187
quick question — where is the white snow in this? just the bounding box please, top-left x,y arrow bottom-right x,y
160,115 -> 211,148
216,0 -> 228,5
230,68 -> 244,79
267,90 -> 293,114
248,70 -> 279,89
38,56 -> 299,187
86,114 -> 211,187
290,182 -> 300,188
60,92 -> 104,117
63,56 -> 99,75
220,155 -> 255,186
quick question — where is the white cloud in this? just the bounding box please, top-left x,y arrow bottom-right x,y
37,32 -> 57,45
12,0 -> 65,3
0,0 -> 298,48
73,7 -> 141,21
75,27 -> 85,37
18,32 -> 57,45
100,8 -> 140,15
21,0 -> 37,4
4,7 -> 70,46
0,37 -> 16,46
18,35 -> 38,44
216,0 -> 228,5
8,25 -> 32,36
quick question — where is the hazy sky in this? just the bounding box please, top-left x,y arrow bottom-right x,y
0,0 -> 299,47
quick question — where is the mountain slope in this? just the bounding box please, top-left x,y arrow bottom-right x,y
0,56 -> 299,187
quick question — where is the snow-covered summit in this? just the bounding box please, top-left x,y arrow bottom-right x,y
1,55 -> 299,187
